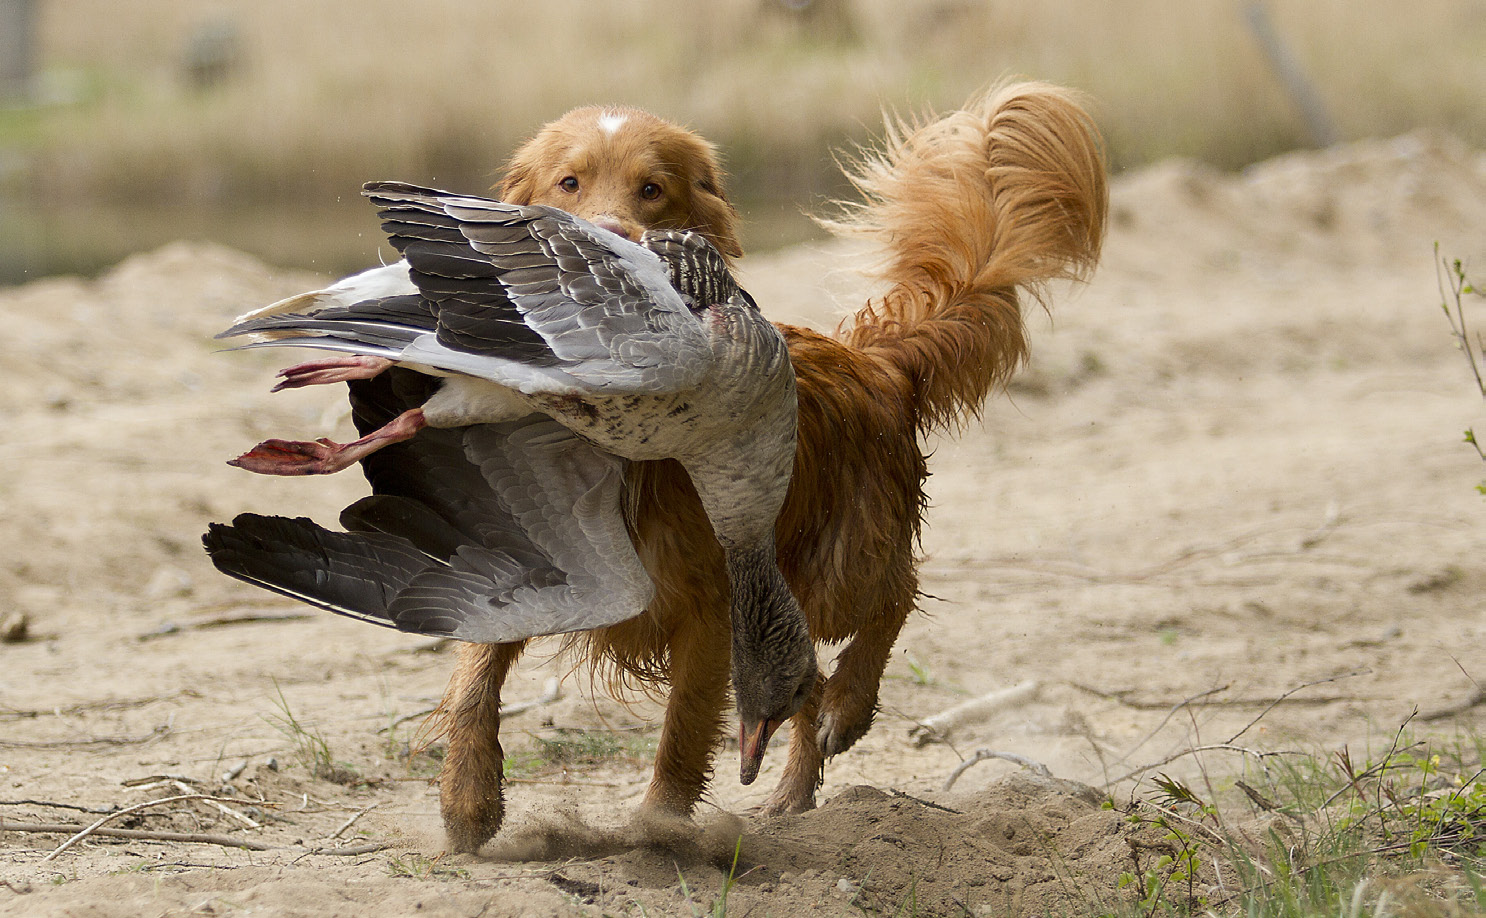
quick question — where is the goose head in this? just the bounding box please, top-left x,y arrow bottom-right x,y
723,540 -> 818,785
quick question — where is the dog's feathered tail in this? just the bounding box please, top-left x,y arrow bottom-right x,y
824,81 -> 1108,434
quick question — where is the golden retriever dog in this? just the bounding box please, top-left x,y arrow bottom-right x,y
433,84 -> 1108,852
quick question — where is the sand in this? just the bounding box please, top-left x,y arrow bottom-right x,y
1,131 -> 1484,916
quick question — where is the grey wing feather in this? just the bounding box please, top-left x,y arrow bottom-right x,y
362,182 -> 714,393
201,412 -> 652,642
217,184 -> 727,397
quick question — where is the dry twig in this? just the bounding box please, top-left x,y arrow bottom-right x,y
4,818 -> 275,852
943,749 -> 1051,791
1419,686 -> 1486,721
1,819 -> 393,857
328,803 -> 379,840
138,610 -> 313,641
0,799 -> 118,815
124,779 -> 263,830
39,793 -> 244,861
0,723 -> 171,749
908,680 -> 1040,746
0,694 -> 183,723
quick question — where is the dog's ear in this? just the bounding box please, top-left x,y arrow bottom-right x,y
495,157 -> 537,205
680,136 -> 743,259
690,178 -> 742,260
495,135 -> 545,205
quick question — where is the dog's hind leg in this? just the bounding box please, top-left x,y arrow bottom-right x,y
438,639 -> 526,853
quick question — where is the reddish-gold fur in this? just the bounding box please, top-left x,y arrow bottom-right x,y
436,84 -> 1108,852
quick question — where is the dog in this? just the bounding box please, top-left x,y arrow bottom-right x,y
432,84 -> 1108,852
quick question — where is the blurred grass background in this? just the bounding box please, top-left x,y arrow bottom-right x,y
1,0 -> 1484,282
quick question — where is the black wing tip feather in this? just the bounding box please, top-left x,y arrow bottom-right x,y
202,513 -> 409,632
362,180 -> 452,200
361,181 -> 565,230
202,512 -> 545,642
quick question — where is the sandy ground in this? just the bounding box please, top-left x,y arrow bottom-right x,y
1,131 -> 1485,917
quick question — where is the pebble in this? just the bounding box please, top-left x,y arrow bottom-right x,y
0,612 -> 29,643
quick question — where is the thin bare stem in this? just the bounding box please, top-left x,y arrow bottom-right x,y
38,794 -> 255,861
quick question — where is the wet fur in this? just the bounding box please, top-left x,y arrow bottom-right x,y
435,85 -> 1108,852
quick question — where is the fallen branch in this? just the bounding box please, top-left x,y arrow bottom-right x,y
943,750 -> 1051,791
125,779 -> 262,830
138,610 -> 313,641
0,723 -> 171,749
1099,676 -> 1368,788
908,681 -> 1039,747
40,793 -> 245,861
1419,686 -> 1486,721
5,818 -> 274,853
889,790 -> 963,814
300,842 -> 391,856
1,818 -> 393,857
0,694 -> 183,723
1104,742 -> 1289,789
0,799 -> 118,815
1113,685 -> 1232,765
328,803 -> 379,839
1070,682 -> 1360,709
1224,671 -> 1366,746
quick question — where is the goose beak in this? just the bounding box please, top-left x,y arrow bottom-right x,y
739,718 -> 780,786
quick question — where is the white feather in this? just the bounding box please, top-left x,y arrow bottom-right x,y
233,261 -> 413,325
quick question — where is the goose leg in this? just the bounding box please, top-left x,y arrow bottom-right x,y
439,640 -> 526,854
272,355 -> 393,391
229,409 -> 426,475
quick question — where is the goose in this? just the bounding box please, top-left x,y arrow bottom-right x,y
203,181 -> 818,781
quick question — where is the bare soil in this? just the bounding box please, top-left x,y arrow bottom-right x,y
1,132 -> 1484,916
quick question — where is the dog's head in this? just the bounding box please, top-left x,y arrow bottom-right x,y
497,106 -> 742,260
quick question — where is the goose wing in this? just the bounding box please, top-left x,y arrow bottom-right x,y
202,369 -> 652,642
217,183 -> 715,396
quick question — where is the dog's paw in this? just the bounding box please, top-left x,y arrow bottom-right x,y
817,709 -> 875,758
757,786 -> 817,816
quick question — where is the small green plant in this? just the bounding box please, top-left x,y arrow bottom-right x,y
264,681 -> 358,784
1335,741 -> 1486,862
386,852 -> 470,880
531,728 -> 656,768
1436,246 -> 1486,493
904,653 -> 934,686
106,861 -> 153,876
501,747 -> 545,779
1226,729 -> 1486,917
675,836 -> 744,918
1114,775 -> 1211,916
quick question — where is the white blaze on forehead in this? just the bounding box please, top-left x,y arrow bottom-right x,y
598,112 -> 628,136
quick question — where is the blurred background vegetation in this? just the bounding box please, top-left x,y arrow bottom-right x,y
1,0 -> 1483,283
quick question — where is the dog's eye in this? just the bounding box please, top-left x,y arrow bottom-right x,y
640,182 -> 662,201
559,176 -> 579,193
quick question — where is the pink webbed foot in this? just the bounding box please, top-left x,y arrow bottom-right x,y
228,409 -> 426,476
272,356 -> 393,392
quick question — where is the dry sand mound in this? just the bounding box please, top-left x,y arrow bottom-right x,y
1,133 -> 1484,916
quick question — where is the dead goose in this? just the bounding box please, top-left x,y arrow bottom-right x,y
203,182 -> 818,780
